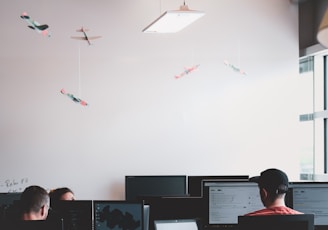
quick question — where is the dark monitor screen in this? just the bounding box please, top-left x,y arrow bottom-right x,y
125,176 -> 187,201
0,219 -> 64,230
187,175 -> 249,197
0,193 -> 21,221
48,200 -> 92,230
238,214 -> 314,230
203,181 -> 263,227
142,196 -> 205,230
94,200 -> 143,230
289,182 -> 328,227
0,193 -> 21,206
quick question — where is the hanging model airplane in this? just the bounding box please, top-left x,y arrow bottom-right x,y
224,60 -> 247,75
20,12 -> 51,37
175,64 -> 200,79
60,89 -> 88,106
71,27 -> 102,45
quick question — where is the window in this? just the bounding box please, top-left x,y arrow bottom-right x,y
299,50 -> 328,179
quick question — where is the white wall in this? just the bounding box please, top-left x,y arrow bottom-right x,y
0,0 -> 301,199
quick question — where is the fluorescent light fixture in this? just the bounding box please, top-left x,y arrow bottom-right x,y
142,4 -> 205,33
317,9 -> 328,48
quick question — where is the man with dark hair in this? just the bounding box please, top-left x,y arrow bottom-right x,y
245,168 -> 302,216
20,185 -> 50,220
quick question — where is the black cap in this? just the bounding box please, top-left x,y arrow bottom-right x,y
250,168 -> 289,194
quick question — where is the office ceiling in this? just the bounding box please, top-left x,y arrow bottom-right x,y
0,0 -> 298,77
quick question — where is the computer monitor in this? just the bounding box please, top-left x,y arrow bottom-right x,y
187,175 -> 249,197
202,181 -> 263,228
94,200 -> 143,230
48,200 -> 92,230
0,193 -> 21,221
238,214 -> 314,230
125,176 -> 187,201
0,219 -> 64,230
154,219 -> 199,230
289,182 -> 328,227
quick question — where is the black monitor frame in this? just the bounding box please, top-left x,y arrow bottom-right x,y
0,192 -> 22,221
202,180 -> 263,228
288,181 -> 328,228
238,214 -> 314,230
93,200 -> 144,230
49,200 -> 92,230
187,175 -> 249,197
0,219 -> 65,230
125,175 -> 187,201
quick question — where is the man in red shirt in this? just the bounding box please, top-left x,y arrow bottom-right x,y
245,168 -> 302,216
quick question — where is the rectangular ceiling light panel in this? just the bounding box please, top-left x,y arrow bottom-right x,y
143,9 -> 205,33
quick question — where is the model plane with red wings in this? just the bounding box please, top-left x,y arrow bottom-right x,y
71,27 -> 101,45
175,64 -> 200,79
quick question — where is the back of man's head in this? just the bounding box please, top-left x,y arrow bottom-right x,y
20,185 -> 49,214
258,168 -> 289,195
250,168 -> 289,203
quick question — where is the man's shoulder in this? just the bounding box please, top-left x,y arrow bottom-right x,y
244,208 -> 272,216
245,206 -> 303,216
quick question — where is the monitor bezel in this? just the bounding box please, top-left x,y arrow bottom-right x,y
49,200 -> 93,230
154,219 -> 199,230
202,180 -> 263,227
288,181 -> 328,227
188,175 -> 249,197
93,200 -> 144,230
238,214 -> 314,230
125,175 -> 187,201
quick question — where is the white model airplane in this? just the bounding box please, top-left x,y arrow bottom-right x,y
71,27 -> 101,45
20,12 -> 50,37
60,89 -> 88,106
224,60 -> 247,75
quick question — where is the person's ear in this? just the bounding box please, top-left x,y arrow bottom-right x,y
260,187 -> 268,199
40,205 -> 47,219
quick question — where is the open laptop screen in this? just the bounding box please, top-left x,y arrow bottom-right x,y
154,219 -> 198,230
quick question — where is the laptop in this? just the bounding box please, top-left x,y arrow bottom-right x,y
154,219 -> 198,230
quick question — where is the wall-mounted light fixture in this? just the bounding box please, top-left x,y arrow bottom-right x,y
317,9 -> 328,48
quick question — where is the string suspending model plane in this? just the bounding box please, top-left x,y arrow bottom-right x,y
20,12 -> 51,37
71,27 -> 102,45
